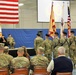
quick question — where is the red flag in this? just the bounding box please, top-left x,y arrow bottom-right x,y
48,3 -> 56,38
67,6 -> 71,37
0,0 -> 19,24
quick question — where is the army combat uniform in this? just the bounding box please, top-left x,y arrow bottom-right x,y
34,36 -> 43,51
30,55 -> 49,67
52,37 -> 59,58
42,38 -> 52,61
68,36 -> 76,65
7,36 -> 15,48
11,56 -> 30,69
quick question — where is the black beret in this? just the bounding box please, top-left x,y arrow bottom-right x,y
71,31 -> 75,33
55,32 -> 59,35
63,31 -> 67,35
37,33 -> 40,36
46,34 -> 49,37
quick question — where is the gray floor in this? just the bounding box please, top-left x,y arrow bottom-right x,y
72,69 -> 76,75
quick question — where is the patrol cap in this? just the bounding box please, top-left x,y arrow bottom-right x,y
46,34 -> 49,37
63,31 -> 67,35
18,47 -> 24,52
0,43 -> 4,50
55,32 -> 59,35
71,31 -> 75,33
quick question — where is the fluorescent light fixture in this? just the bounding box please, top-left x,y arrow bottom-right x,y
19,3 -> 24,6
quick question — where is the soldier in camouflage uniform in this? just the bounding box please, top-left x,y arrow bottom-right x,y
42,34 -> 52,61
30,47 -> 49,75
59,32 -> 69,57
4,46 -> 13,68
7,34 -> 15,49
11,47 -> 30,69
0,43 -> 9,68
68,31 -> 76,66
52,32 -> 59,58
30,47 -> 49,67
34,34 -> 43,52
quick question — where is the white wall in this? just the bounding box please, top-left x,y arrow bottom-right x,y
2,1 -> 76,29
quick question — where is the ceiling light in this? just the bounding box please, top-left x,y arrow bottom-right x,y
19,3 -> 24,6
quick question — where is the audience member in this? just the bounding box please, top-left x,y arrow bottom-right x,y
4,46 -> 13,65
30,47 -> 49,74
47,46 -> 73,75
7,34 -> 15,48
11,47 -> 30,69
22,46 -> 30,60
0,43 -> 9,68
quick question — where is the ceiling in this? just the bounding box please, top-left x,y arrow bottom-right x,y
19,0 -> 37,10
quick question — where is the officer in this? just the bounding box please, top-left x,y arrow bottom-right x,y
42,34 -> 52,61
34,33 -> 43,52
59,31 -> 69,57
7,34 -> 15,49
52,32 -> 59,58
69,31 -> 76,66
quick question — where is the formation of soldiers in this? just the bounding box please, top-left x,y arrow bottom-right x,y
34,31 -> 76,65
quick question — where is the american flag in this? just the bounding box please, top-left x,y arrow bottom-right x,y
67,6 -> 71,37
0,0 -> 19,24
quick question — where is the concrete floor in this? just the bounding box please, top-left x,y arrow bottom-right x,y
73,69 -> 76,75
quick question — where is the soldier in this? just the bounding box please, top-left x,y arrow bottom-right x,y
30,47 -> 49,74
52,32 -> 59,58
4,46 -> 13,65
34,33 -> 43,52
59,31 -> 69,57
7,34 -> 15,49
69,31 -> 76,66
42,34 -> 52,61
11,47 -> 30,69
0,43 -> 9,68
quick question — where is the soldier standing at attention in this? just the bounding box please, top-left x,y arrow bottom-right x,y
11,47 -> 30,69
69,31 -> 76,66
42,34 -> 52,61
52,32 -> 59,58
7,34 -> 15,49
0,43 -> 9,68
59,31 -> 69,57
34,34 -> 43,52
30,47 -> 49,75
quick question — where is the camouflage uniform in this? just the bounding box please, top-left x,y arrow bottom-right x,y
42,38 -> 52,61
30,55 -> 49,67
68,36 -> 76,64
52,37 -> 59,58
0,54 -> 9,68
34,36 -> 43,51
11,56 -> 30,69
7,36 -> 15,48
59,36 -> 69,57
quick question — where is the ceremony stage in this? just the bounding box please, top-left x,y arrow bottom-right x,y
9,48 -> 36,57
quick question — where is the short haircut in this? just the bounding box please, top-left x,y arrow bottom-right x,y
37,47 -> 44,53
18,47 -> 24,53
58,46 -> 65,55
4,46 -> 9,53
